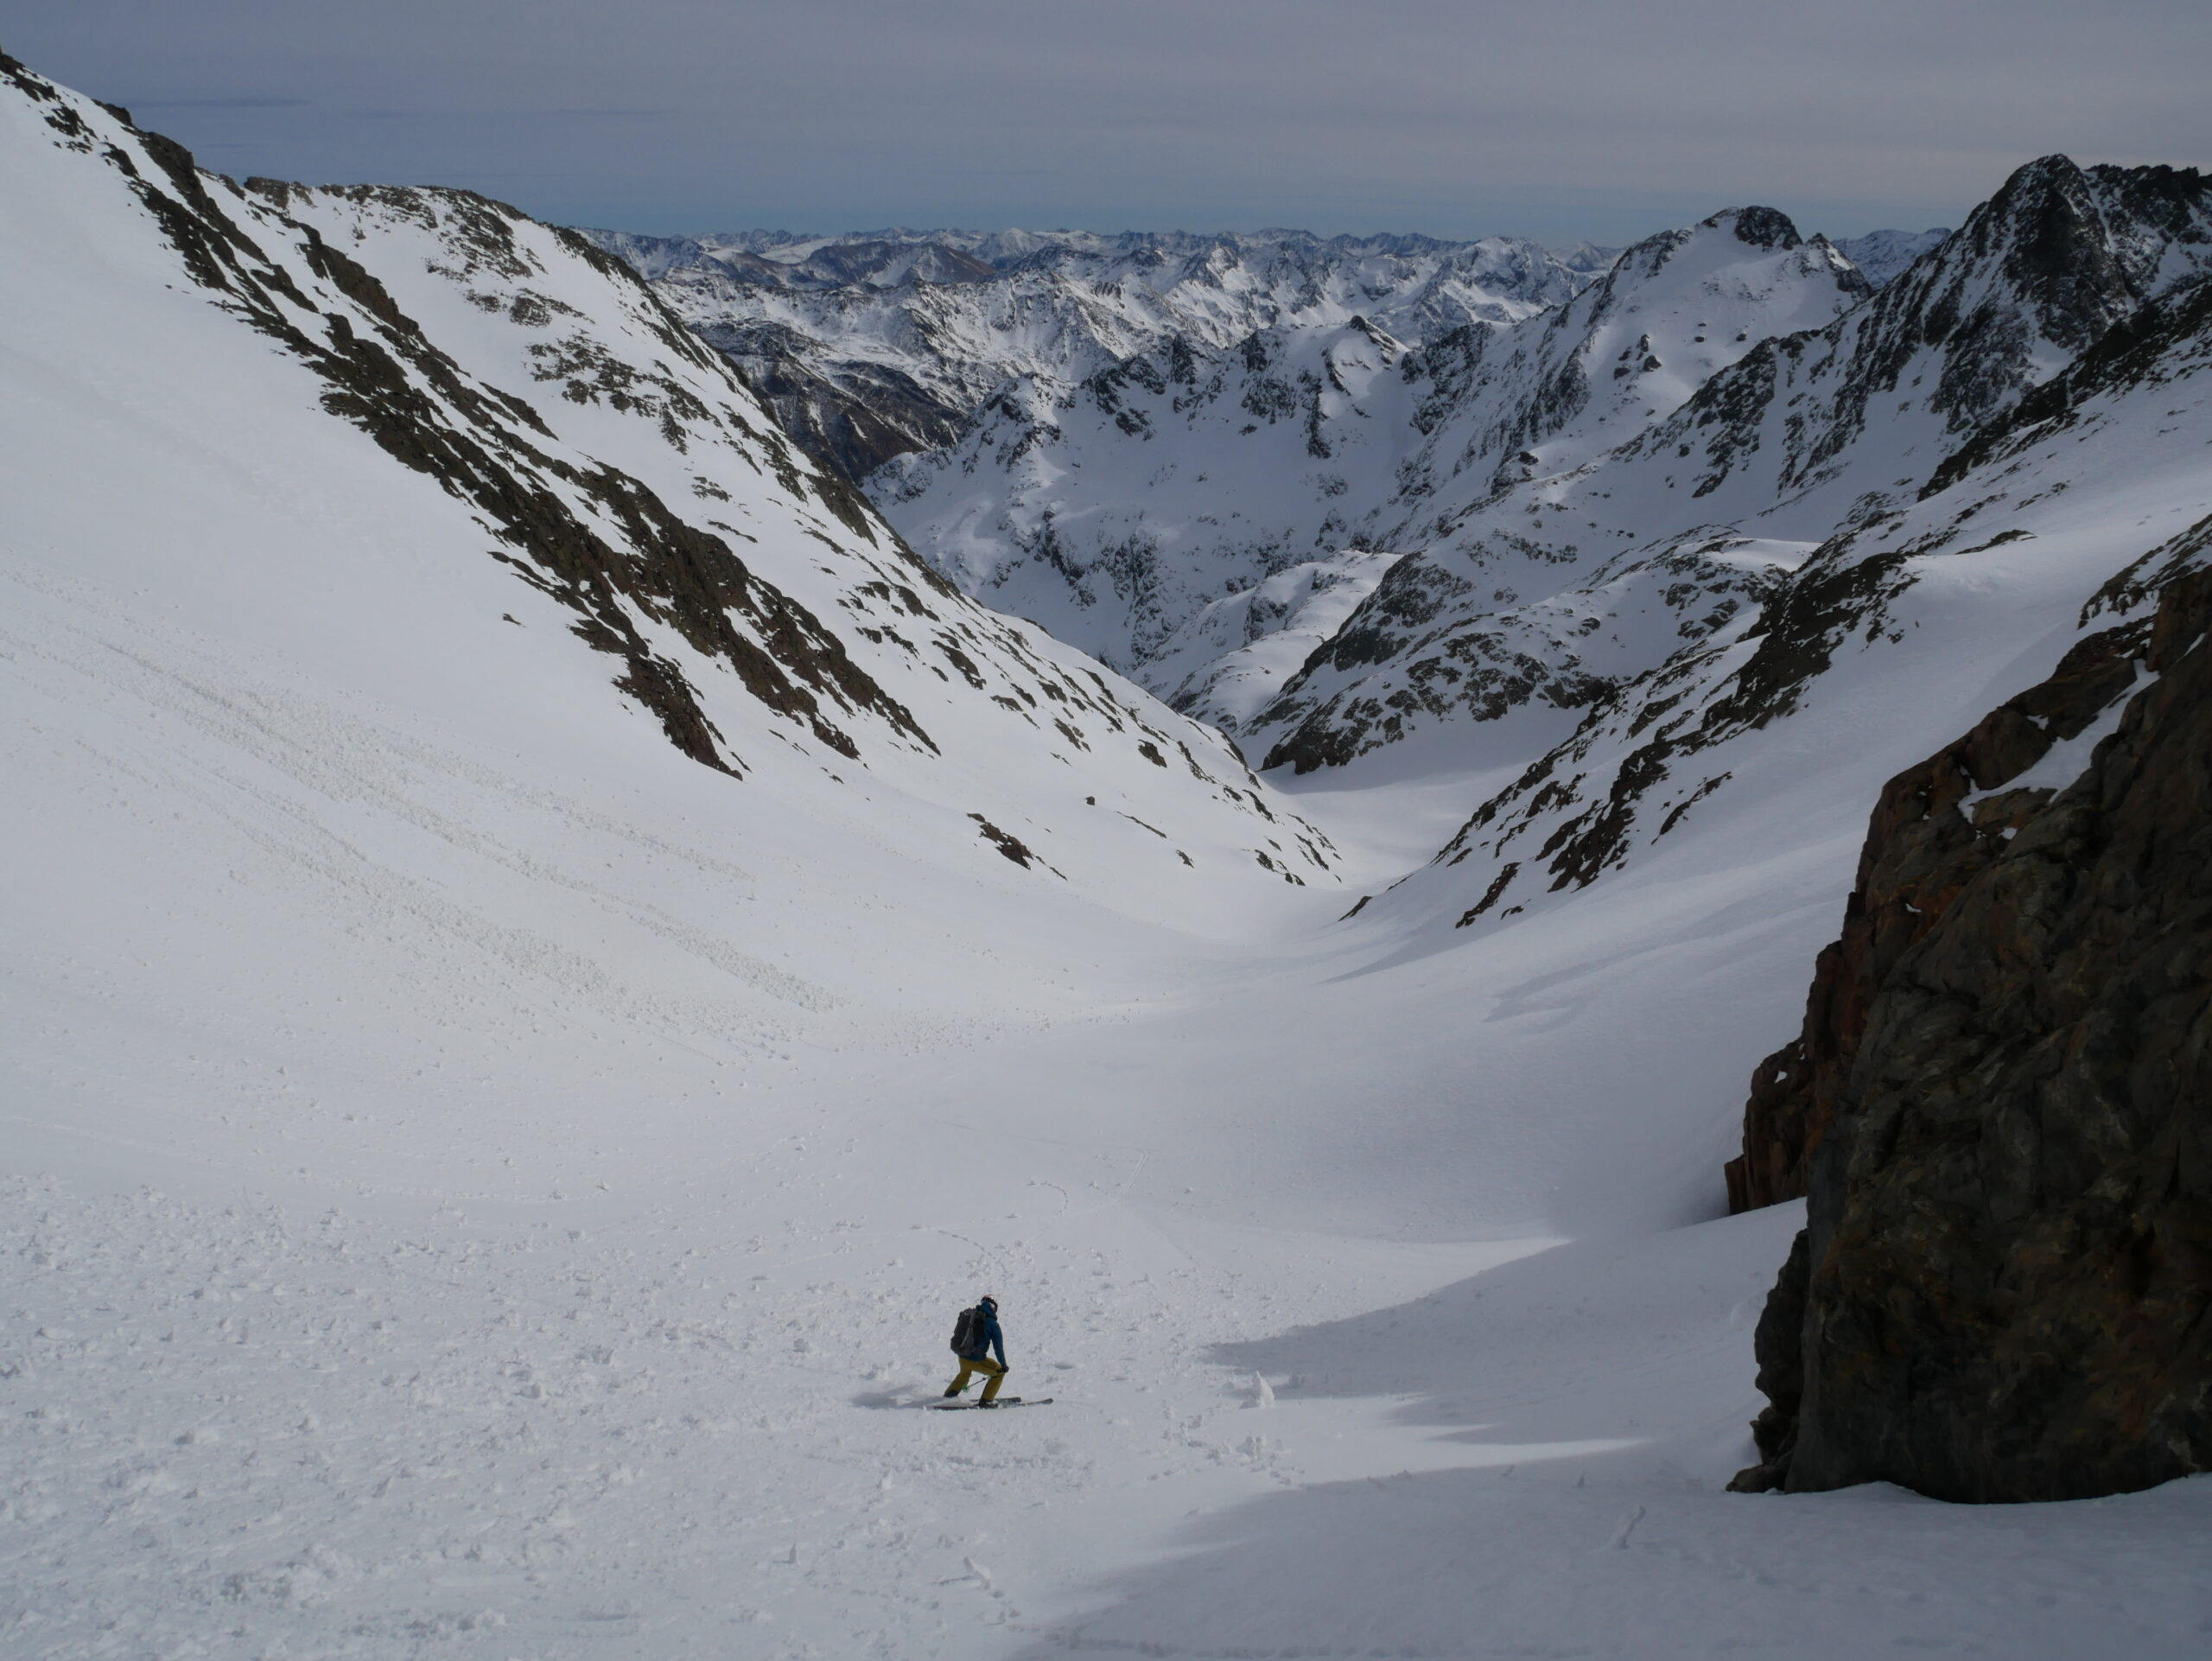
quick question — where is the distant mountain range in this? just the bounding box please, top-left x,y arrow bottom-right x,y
575,226 -> 1619,480
585,167 -> 2212,964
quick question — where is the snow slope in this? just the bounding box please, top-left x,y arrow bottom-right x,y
7,58 -> 2212,1661
1147,548 -> 1405,732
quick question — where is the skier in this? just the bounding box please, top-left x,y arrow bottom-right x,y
944,1294 -> 1008,1405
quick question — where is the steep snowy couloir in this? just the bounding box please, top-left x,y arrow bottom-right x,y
11,52 -> 2212,1658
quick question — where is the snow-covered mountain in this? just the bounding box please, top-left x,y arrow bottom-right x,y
873,318 -> 1426,697
1832,226 -> 1952,288
1298,155 -> 2212,928
874,207 -> 1873,724
0,54 -> 1340,981
578,225 -> 1613,479
583,217 -> 1979,736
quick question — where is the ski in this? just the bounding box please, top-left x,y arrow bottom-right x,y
928,1396 -> 1053,1410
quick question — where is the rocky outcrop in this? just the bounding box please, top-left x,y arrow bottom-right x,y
1721,615 -> 2152,1210
1729,566 -> 2212,1500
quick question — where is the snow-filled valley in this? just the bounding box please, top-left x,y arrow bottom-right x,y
5,52 -> 2212,1661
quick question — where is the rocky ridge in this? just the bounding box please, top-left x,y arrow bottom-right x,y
1273,158 -> 2212,945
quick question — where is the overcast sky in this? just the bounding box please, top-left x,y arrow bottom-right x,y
7,1 -> 2209,245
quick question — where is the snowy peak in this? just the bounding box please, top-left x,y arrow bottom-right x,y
1242,150 -> 2212,892
1971,156 -> 2209,343
1855,155 -> 2212,439
1392,203 -> 1870,506
1667,156 -> 2212,517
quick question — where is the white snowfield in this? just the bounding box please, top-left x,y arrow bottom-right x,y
3,59 -> 2210,1661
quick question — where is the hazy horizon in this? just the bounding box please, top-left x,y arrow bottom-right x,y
7,1 -> 2205,248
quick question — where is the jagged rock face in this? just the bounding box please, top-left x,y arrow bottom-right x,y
1,55 -> 1338,901
1722,619 -> 2154,1212
1249,161 -> 2212,782
1730,567 -> 2212,1503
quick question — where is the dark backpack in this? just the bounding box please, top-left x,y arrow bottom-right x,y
950,1305 -> 983,1356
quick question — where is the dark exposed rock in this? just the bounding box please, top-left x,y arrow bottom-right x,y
967,813 -> 1059,876
694,319 -> 969,481
1723,614 -> 2152,1212
1728,567 -> 2212,1501
1724,206 -> 1803,251
1730,1227 -> 1811,1492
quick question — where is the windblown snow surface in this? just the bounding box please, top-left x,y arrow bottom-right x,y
4,66 -> 2210,1661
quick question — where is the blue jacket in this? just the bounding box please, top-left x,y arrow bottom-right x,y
963,1306 -> 1006,1366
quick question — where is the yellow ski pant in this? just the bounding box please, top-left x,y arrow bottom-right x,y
948,1355 -> 1007,1401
